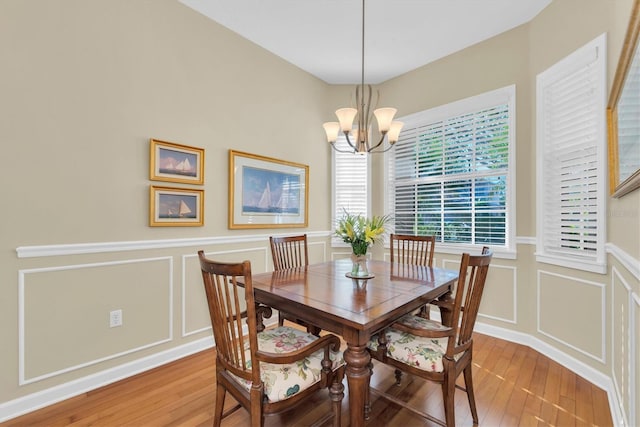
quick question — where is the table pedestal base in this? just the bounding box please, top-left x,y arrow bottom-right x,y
344,344 -> 371,427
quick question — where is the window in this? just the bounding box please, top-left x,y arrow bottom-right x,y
536,34 -> 607,274
385,85 -> 516,256
332,133 -> 369,245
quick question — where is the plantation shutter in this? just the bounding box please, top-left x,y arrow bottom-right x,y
387,85 -> 513,250
536,34 -> 607,273
333,133 -> 369,244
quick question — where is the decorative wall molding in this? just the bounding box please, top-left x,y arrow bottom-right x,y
181,247 -> 269,338
15,231 -> 333,259
478,263 -> 518,324
631,291 -> 639,427
18,257 -> 173,385
611,267 -> 632,427
517,238 -> 639,281
443,258 -> 518,324
606,242 -> 640,281
537,270 -> 606,363
516,236 -> 537,245
17,234 -> 639,282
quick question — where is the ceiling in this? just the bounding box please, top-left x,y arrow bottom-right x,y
179,0 -> 552,85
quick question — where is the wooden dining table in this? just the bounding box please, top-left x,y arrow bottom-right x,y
248,258 -> 459,427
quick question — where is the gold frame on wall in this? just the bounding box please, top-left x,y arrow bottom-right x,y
607,0 -> 640,198
228,150 -> 309,229
149,139 -> 205,185
149,186 -> 204,227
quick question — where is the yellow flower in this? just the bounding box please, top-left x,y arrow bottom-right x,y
365,225 -> 384,244
345,222 -> 354,240
335,210 -> 391,255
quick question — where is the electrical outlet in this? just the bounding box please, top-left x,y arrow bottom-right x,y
109,309 -> 123,328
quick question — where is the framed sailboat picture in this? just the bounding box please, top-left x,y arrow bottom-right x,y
228,150 -> 308,229
149,139 -> 204,185
149,186 -> 204,226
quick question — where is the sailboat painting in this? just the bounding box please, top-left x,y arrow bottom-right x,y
241,166 -> 300,215
159,196 -> 195,218
229,150 -> 308,229
150,139 -> 204,185
150,186 -> 204,227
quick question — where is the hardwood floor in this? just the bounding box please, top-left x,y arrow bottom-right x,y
3,333 -> 613,426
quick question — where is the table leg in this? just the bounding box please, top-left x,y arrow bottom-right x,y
254,304 -> 272,333
437,291 -> 454,327
343,343 -> 370,427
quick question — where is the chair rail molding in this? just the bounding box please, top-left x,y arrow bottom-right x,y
15,231 -> 333,259
606,242 -> 640,281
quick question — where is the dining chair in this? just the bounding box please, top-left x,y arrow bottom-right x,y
198,251 -> 345,427
269,234 -> 309,271
367,247 -> 492,427
269,234 -> 321,334
389,233 -> 436,267
389,233 -> 436,318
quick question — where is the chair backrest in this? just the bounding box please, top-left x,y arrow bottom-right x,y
269,234 -> 309,271
198,251 -> 259,385
447,247 -> 492,355
389,234 -> 436,266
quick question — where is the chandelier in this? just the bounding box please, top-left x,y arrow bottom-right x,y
322,0 -> 403,154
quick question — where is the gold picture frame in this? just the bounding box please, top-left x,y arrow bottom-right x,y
149,186 -> 204,227
607,0 -> 640,197
228,150 -> 309,229
149,139 -> 204,185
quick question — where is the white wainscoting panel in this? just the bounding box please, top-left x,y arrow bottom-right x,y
611,267 -> 632,427
19,257 -> 173,385
632,291 -> 639,427
537,270 -> 606,363
181,247 -> 269,338
442,258 -> 517,324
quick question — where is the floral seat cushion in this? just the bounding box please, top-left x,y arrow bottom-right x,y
230,326 -> 345,403
367,314 -> 458,373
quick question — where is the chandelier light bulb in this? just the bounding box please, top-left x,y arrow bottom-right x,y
322,122 -> 341,143
373,107 -> 397,133
335,108 -> 358,133
387,121 -> 404,144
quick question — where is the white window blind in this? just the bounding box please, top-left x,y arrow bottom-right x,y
536,34 -> 607,274
386,85 -> 515,254
332,133 -> 369,244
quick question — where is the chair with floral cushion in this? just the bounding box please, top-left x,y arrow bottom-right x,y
198,251 -> 345,427
367,248 -> 492,427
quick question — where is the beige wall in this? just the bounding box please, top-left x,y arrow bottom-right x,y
1,0 -> 639,425
0,0 -> 334,405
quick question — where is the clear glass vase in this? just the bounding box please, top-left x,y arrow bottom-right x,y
350,253 -> 369,277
